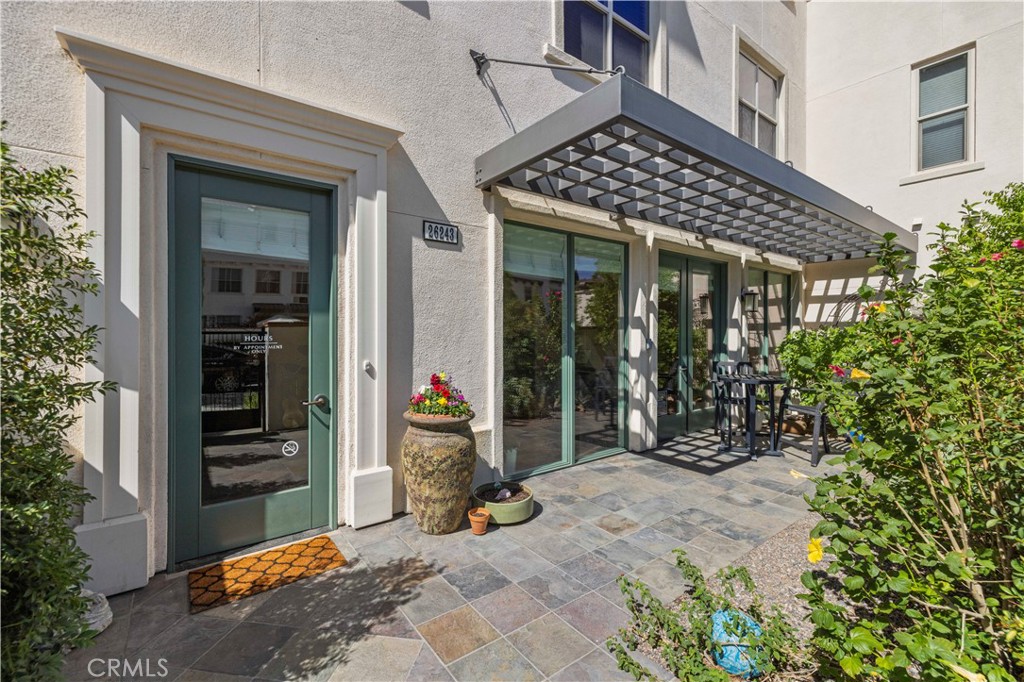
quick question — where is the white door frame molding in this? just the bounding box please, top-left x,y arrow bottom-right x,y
57,28 -> 402,594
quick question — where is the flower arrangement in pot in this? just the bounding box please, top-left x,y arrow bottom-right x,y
401,373 -> 476,534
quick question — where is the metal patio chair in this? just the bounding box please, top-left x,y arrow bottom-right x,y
774,385 -> 831,466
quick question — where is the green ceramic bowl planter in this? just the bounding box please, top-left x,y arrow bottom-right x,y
471,482 -> 535,525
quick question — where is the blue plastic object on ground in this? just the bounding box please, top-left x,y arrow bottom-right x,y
711,609 -> 763,678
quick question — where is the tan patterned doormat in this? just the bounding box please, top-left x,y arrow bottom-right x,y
188,535 -> 347,613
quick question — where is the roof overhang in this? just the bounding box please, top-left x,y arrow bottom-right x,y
475,75 -> 915,262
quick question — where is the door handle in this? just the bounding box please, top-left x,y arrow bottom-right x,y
301,394 -> 328,408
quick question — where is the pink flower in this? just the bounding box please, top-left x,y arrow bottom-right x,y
828,364 -> 845,377
1012,239 -> 1024,249
891,337 -> 903,345
991,252 -> 1003,261
979,256 -> 988,263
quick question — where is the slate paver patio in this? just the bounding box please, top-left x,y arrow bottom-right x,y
63,430 -> 832,681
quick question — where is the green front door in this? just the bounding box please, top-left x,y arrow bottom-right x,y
657,253 -> 726,441
169,159 -> 335,565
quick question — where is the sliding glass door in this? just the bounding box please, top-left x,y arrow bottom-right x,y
503,223 -> 627,476
657,253 -> 726,442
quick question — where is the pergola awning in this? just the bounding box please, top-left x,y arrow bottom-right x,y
475,75 -> 916,262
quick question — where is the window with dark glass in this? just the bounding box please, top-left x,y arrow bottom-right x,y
918,53 -> 969,170
215,267 -> 242,293
745,269 -> 792,371
292,270 -> 309,295
738,53 -> 780,157
564,0 -> 649,84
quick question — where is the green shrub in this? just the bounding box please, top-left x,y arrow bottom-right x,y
1,134 -> 115,679
608,550 -> 812,681
777,326 -> 852,405
800,184 -> 1024,681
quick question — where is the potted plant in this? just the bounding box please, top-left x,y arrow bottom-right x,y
471,481 -> 535,525
401,372 -> 476,534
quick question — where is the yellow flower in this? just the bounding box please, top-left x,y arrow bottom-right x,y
808,538 -> 824,563
424,399 -> 431,406
874,303 -> 887,313
438,396 -> 448,406
850,368 -> 871,380
439,372 -> 447,381
789,469 -> 810,480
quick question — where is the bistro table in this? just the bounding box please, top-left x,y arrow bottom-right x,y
717,373 -> 787,460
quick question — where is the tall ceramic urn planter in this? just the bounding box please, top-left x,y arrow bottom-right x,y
401,411 -> 477,534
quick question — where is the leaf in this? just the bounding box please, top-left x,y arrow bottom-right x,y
839,655 -> 864,676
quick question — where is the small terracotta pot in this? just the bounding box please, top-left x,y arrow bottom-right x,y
468,507 -> 491,535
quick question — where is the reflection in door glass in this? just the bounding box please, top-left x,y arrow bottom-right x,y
200,198 -> 311,505
689,265 -> 717,430
574,237 -> 625,458
657,262 -> 683,426
502,225 -> 566,474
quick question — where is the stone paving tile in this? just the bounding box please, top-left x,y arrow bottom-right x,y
650,514 -> 705,543
471,583 -> 550,635
563,499 -> 611,521
357,536 -> 419,567
441,561 -> 512,601
132,574 -> 191,616
406,644 -> 454,682
589,491 -> 629,511
177,670 -> 248,681
518,567 -> 592,609
326,634 -> 423,682
768,493 -> 813,513
748,476 -> 799,494
416,605 -> 499,664
506,612 -> 595,677
684,531 -> 754,562
559,522 -> 618,550
529,509 -> 584,534
545,491 -> 584,507
192,621 -> 300,676
399,576 -> 468,625
622,526 -> 686,556
616,496 -> 682,525
527,532 -> 588,564
419,542 -> 487,575
558,552 -> 624,590
592,513 -> 641,536
592,538 -> 656,573
463,528 -> 521,560
633,559 -> 689,603
488,546 -> 557,582
124,606 -> 187,650
134,615 -> 237,670
447,638 -> 543,681
554,591 -> 629,645
549,647 -> 634,681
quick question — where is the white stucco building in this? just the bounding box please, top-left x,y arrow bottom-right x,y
1,0 -> 1020,595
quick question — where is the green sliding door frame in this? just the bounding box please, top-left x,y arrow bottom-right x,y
168,156 -> 338,567
504,222 -> 629,479
658,252 -> 728,439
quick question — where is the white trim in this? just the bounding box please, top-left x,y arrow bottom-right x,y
57,29 -> 401,592
898,160 -> 985,186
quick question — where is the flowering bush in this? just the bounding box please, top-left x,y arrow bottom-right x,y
408,372 -> 472,417
800,184 -> 1024,681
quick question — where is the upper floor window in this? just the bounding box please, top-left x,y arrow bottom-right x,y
293,270 -> 309,295
255,269 -> 281,294
916,52 -> 971,170
564,1 -> 649,84
214,267 -> 242,293
737,53 -> 780,156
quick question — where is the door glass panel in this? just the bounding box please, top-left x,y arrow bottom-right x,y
502,225 -> 566,473
745,268 -> 766,370
200,198 -> 310,505
657,260 -> 683,430
574,237 -> 625,458
766,271 -> 789,372
689,264 -> 717,430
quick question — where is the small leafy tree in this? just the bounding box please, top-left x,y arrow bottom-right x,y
608,551 -> 812,681
1,134 -> 115,679
801,184 -> 1024,681
777,326 -> 852,405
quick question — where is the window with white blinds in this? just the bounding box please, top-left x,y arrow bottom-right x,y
917,52 -> 971,170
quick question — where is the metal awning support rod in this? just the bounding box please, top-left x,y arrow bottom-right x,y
470,49 -> 623,77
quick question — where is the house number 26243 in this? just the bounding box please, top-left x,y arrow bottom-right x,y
423,220 -> 459,245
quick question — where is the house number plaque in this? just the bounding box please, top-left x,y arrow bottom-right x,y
423,220 -> 459,245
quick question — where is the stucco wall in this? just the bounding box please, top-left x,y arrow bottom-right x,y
805,1 -> 1024,271
1,0 -> 805,525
